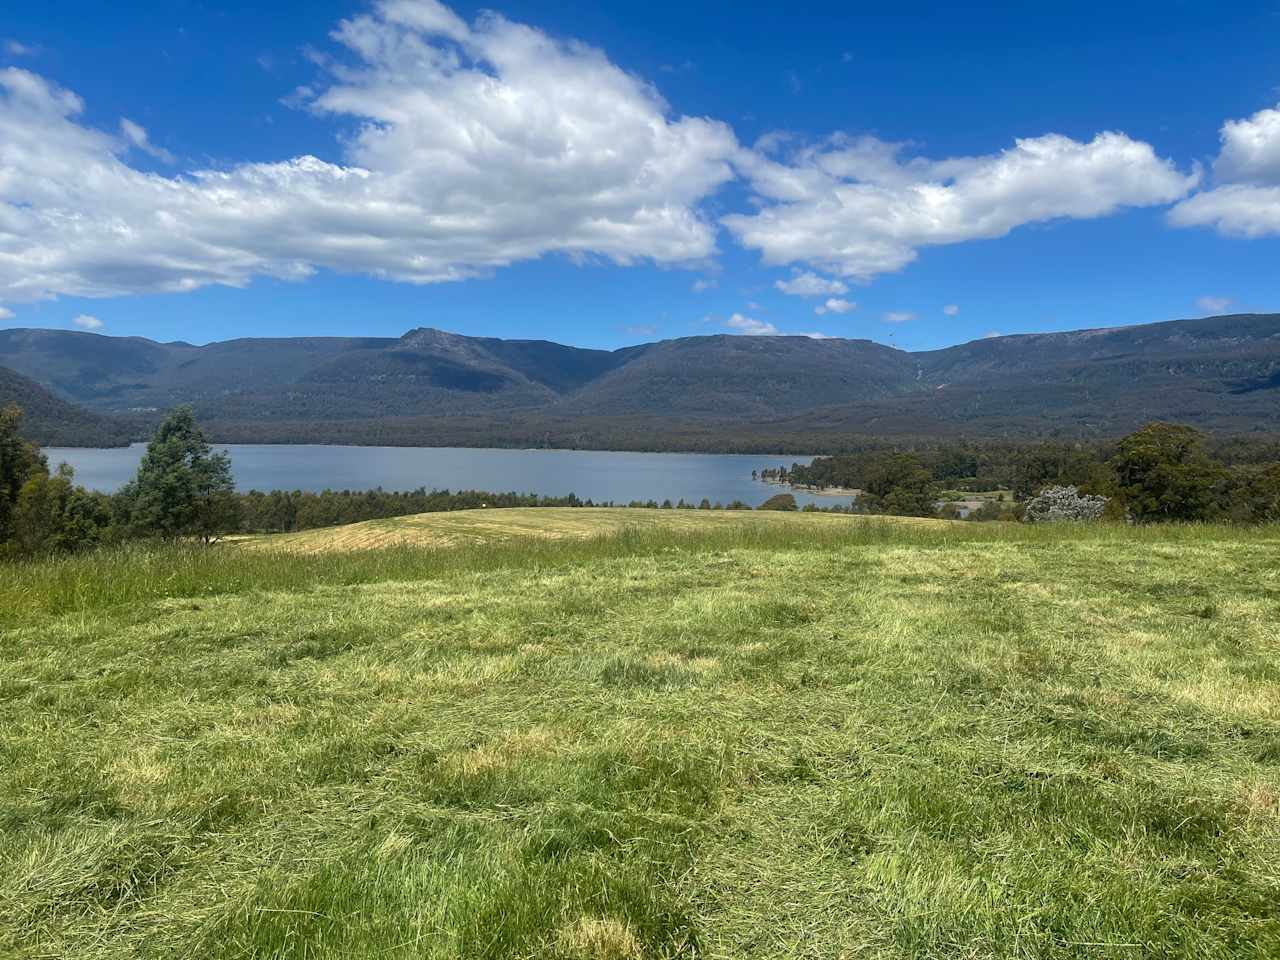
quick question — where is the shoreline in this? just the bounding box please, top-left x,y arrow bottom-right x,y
757,478 -> 861,498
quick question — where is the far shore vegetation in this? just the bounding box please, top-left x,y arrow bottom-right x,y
4,402 -> 1280,561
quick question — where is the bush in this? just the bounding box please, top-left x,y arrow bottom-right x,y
1024,485 -> 1108,523
966,501 -> 1004,522
759,493 -> 798,511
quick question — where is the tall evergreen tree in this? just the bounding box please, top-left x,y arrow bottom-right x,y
1109,422 -> 1225,523
118,407 -> 239,542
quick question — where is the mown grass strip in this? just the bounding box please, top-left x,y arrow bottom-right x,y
4,509 -> 1275,625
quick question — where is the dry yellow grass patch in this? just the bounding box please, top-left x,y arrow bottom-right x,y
107,747 -> 172,802
554,917 -> 644,960
647,652 -> 719,673
1238,783 -> 1279,820
450,728 -> 561,777
246,506 -> 912,554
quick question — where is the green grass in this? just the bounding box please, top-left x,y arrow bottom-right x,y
2,509 -> 1279,958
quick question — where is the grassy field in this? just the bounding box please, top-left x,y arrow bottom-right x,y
240,506 -> 906,553
2,509 -> 1279,959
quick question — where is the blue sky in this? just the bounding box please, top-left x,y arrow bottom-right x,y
1,0 -> 1278,351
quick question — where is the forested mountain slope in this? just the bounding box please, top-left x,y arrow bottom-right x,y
2,314 -> 1277,444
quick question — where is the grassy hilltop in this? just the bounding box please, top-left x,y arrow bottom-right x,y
2,509 -> 1279,958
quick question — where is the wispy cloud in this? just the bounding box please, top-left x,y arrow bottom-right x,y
119,118 -> 175,163
942,304 -> 960,316
0,307 -> 14,321
1196,295 -> 1233,314
775,271 -> 848,297
883,311 -> 916,324
72,314 -> 103,330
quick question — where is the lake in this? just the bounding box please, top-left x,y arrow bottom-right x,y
42,444 -> 853,510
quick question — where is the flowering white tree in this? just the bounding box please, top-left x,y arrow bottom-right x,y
1024,485 -> 1108,523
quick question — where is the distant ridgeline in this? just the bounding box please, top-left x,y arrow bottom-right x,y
1,313 -> 1279,449
0,366 -> 135,447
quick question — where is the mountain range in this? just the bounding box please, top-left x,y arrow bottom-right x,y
1,313 -> 1278,449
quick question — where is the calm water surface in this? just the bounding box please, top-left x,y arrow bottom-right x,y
43,445 -> 852,510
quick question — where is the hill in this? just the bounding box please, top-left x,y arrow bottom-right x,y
0,365 -> 134,446
2,515 -> 1277,957
242,504 -> 928,551
2,314 -> 1278,446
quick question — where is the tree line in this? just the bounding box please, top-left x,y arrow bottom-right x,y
760,422 -> 1280,522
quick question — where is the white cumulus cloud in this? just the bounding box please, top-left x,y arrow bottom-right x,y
725,313 -> 779,336
1169,185 -> 1280,236
814,297 -> 855,315
72,313 -> 103,330
883,311 -> 915,324
774,270 -> 848,297
723,313 -> 829,338
942,304 -> 960,316
1215,106 -> 1280,184
725,132 -> 1198,281
1170,104 -> 1280,237
0,0 -> 738,305
0,306 -> 14,320
0,0 -> 1227,310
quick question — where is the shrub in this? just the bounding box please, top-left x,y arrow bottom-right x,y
1024,485 -> 1108,523
967,501 -> 1004,522
759,493 -> 798,511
